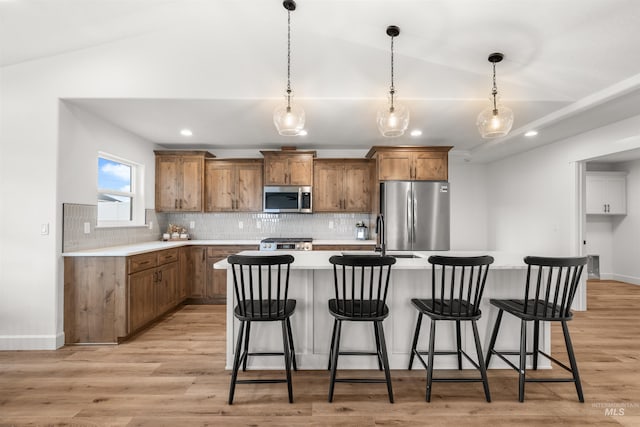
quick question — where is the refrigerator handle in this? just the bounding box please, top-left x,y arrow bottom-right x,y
407,189 -> 413,244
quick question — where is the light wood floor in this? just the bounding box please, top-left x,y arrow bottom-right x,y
1,280 -> 638,426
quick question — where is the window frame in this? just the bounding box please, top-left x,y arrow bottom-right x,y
97,152 -> 145,228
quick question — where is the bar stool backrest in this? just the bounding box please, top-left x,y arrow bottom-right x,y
228,254 -> 294,319
329,255 -> 396,318
428,255 -> 494,317
523,256 -> 587,319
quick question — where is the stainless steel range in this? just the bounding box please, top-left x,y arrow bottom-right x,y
259,237 -> 313,251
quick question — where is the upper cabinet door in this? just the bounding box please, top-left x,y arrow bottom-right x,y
264,156 -> 289,185
179,156 -> 204,211
586,172 -> 627,215
343,161 -> 372,212
155,151 -> 211,212
205,161 -> 235,212
413,151 -> 448,181
205,160 -> 263,212
288,155 -> 314,186
155,156 -> 180,211
262,151 -> 315,186
377,152 -> 412,180
313,161 -> 343,211
235,162 -> 263,212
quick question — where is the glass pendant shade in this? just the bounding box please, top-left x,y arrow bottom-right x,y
476,102 -> 514,139
273,94 -> 305,136
377,101 -> 410,137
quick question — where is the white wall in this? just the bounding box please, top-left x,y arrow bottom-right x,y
58,102 -> 156,208
611,159 -> 640,284
449,159 -> 488,250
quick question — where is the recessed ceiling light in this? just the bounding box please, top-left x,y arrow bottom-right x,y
410,129 -> 422,137
180,129 -> 193,137
524,130 -> 538,137
298,129 -> 308,136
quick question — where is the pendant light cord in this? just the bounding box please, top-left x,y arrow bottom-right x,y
492,61 -> 498,113
389,35 -> 395,111
286,8 -> 292,109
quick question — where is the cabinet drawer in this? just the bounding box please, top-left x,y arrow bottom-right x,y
157,248 -> 179,265
128,252 -> 158,273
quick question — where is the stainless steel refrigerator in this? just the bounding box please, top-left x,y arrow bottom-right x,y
380,181 -> 450,251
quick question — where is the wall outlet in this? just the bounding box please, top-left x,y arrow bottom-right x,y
238,221 -> 244,229
148,221 -> 153,230
328,221 -> 334,229
189,221 -> 195,229
256,220 -> 261,229
83,222 -> 91,234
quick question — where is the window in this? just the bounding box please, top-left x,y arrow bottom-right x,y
97,153 -> 144,227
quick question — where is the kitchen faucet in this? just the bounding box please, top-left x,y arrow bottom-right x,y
375,213 -> 386,256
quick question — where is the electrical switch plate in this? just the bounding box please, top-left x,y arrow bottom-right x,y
238,221 -> 244,229
190,221 -> 195,229
329,221 -> 334,229
256,221 -> 261,229
84,222 -> 90,234
40,223 -> 49,235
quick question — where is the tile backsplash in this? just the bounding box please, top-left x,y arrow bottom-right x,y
63,203 -> 372,252
160,212 -> 372,240
62,204 -> 162,252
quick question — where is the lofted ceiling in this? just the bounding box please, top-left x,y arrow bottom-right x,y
2,0 -> 640,161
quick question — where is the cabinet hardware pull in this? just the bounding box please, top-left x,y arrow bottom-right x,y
158,270 -> 163,282
180,199 -> 183,209
174,199 -> 178,209
154,271 -> 158,282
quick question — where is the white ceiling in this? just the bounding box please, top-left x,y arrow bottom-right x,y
3,0 -> 640,160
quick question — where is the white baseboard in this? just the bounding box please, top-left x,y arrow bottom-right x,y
610,274 -> 640,285
0,332 -> 65,350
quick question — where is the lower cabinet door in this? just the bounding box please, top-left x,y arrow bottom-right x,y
128,268 -> 156,333
156,262 -> 179,315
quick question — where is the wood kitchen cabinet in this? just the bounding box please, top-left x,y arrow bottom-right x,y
205,159 -> 263,212
586,171 -> 627,215
366,146 -> 452,181
186,245 -> 259,303
64,247 -> 184,344
155,151 -> 214,212
313,159 -> 373,212
261,150 -> 315,186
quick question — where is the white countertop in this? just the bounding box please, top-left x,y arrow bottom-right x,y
214,250 -> 528,270
62,239 -> 376,257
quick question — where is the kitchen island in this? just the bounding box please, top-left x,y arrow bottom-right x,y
214,250 -> 549,370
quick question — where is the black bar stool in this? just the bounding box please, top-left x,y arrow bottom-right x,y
227,254 -> 297,404
485,256 -> 587,402
327,255 -> 396,403
408,255 -> 494,402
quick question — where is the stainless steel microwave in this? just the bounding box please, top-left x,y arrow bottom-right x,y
263,186 -> 312,213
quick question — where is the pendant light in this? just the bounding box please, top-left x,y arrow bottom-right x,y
476,52 -> 514,139
377,25 -> 409,138
273,0 -> 305,136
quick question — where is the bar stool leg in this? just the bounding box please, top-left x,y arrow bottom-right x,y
373,322 -> 383,371
408,312 -> 423,370
228,321 -> 246,404
242,321 -> 251,371
533,320 -> 540,370
518,319 -> 527,403
562,321 -> 584,403
327,319 -> 337,371
485,309 -> 504,368
286,317 -> 297,371
328,320 -> 342,402
281,320 -> 293,403
426,319 -> 437,402
471,320 -> 491,402
375,321 -> 394,403
456,320 -> 463,370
